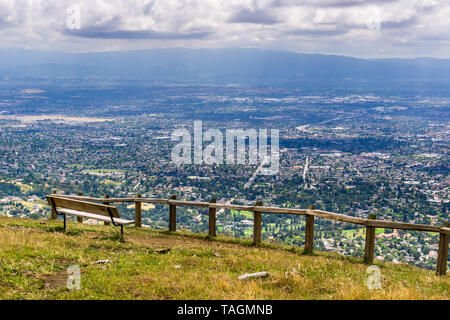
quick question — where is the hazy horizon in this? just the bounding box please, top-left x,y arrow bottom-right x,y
2,46 -> 450,61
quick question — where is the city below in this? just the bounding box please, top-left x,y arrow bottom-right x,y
0,78 -> 448,271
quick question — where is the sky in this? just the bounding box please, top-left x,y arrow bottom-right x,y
0,0 -> 449,58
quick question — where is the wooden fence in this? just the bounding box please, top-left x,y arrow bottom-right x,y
52,193 -> 449,276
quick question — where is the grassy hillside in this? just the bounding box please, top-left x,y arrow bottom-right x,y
0,216 -> 448,300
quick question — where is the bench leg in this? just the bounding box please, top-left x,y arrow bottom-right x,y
120,225 -> 124,241
63,214 -> 66,233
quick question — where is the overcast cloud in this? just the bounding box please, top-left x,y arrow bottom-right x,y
0,0 -> 449,58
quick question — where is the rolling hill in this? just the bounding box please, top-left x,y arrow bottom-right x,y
1,47 -> 450,86
0,216 -> 448,300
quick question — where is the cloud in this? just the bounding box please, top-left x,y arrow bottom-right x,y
271,0 -> 392,8
0,0 -> 449,58
65,29 -> 211,40
381,16 -> 419,29
286,28 -> 347,37
228,8 -> 281,25
0,0 -> 28,28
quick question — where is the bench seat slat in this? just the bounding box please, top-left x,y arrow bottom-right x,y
58,208 -> 135,225
47,196 -> 120,218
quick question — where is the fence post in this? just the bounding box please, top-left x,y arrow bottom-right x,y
103,195 -> 110,226
169,195 -> 177,232
436,222 -> 449,276
50,190 -> 57,220
76,192 -> 83,223
208,198 -> 217,237
364,214 -> 377,264
135,193 -> 142,228
253,200 -> 263,245
305,205 -> 315,254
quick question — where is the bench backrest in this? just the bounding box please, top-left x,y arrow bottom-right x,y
46,195 -> 120,218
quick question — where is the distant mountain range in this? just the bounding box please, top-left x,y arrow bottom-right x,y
1,47 -> 450,85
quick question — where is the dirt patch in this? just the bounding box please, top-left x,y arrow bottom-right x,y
53,257 -> 75,266
127,234 -> 243,251
43,272 -> 68,290
127,235 -> 192,248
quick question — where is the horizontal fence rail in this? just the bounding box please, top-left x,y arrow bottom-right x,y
54,193 -> 449,276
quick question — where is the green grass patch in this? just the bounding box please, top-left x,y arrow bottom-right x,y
230,210 -> 253,219
68,164 -> 94,168
82,168 -> 128,174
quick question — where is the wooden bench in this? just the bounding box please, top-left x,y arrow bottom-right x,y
46,195 -> 134,240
